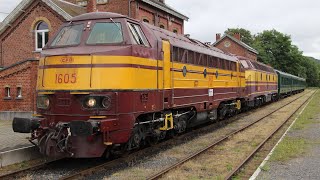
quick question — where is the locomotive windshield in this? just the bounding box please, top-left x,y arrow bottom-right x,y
51,24 -> 84,47
87,22 -> 123,44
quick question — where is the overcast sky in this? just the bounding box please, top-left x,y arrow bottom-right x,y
1,0 -> 319,59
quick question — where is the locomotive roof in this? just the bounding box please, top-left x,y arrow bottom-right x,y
69,12 -> 127,22
144,23 -> 238,62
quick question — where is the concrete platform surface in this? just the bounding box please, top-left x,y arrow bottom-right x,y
0,120 -> 32,152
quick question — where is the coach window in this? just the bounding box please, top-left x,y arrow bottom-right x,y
35,21 -> 49,51
128,22 -> 150,47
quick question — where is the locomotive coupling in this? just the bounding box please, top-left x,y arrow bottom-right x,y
12,117 -> 41,133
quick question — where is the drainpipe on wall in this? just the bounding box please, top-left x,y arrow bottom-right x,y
0,40 -> 3,68
128,0 -> 135,18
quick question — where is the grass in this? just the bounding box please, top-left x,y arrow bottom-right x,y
260,163 -> 270,171
292,90 -> 320,130
269,89 -> 320,162
226,163 -> 233,171
270,137 -> 308,162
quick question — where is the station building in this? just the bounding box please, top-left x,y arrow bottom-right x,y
0,0 -> 188,120
213,33 -> 258,61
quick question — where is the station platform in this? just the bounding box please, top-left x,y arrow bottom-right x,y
253,90 -> 320,180
0,120 -> 32,152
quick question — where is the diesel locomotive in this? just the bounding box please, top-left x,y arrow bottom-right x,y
12,12 -> 306,158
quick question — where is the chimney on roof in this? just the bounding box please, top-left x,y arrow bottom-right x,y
234,33 -> 241,41
87,0 -> 97,13
216,33 -> 221,41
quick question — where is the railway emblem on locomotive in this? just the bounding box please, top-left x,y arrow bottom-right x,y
60,56 -> 74,63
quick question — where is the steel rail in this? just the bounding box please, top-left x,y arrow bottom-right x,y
60,113 -> 243,180
0,158 -> 63,180
146,91 -> 313,180
224,90 -> 317,180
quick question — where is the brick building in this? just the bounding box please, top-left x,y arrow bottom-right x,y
0,0 -> 187,120
66,0 -> 188,34
213,33 -> 258,61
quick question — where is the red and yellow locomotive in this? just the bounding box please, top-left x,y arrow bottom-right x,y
13,12 -> 277,158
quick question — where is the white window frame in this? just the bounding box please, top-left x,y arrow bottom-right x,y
35,25 -> 49,51
5,87 -> 10,98
17,87 -> 22,98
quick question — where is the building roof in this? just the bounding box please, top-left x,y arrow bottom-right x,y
213,34 -> 258,54
140,0 -> 189,21
0,0 -> 86,36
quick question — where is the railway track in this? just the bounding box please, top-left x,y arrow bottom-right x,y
224,90 -> 317,180
146,90 -> 315,180
1,91 -> 311,180
59,110 -> 249,180
0,157 -> 62,180
1,109 -> 247,180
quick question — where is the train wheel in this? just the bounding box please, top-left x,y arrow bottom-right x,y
127,125 -> 144,151
218,103 -> 228,120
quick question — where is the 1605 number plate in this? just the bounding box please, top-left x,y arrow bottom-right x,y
55,73 -> 77,84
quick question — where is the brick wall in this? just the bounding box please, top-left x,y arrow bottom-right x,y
215,37 -> 257,61
137,3 -> 183,33
0,60 -> 38,112
0,0 -> 65,114
0,1 -> 64,67
65,0 -> 184,33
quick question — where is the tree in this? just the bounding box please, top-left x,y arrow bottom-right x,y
223,28 -> 320,87
224,28 -> 254,46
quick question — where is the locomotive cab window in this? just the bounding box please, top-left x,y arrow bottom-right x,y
51,24 -> 84,47
87,22 -> 123,44
128,22 -> 150,47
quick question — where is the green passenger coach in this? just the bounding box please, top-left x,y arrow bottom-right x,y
276,70 -> 306,95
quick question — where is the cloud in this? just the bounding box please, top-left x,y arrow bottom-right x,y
0,0 -> 21,21
166,0 -> 320,59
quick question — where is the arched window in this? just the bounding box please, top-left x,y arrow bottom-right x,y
173,29 -> 178,34
159,25 -> 165,29
35,21 -> 49,51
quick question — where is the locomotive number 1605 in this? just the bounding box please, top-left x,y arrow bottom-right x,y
55,73 -> 77,84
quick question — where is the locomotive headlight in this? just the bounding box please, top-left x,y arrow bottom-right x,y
102,96 -> 112,109
86,98 -> 97,108
37,96 -> 50,109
